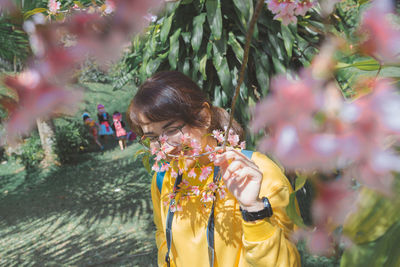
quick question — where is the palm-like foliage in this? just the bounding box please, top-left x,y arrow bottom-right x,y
0,16 -> 29,71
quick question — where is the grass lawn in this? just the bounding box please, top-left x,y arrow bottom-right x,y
0,143 -> 157,266
1,81 -> 157,266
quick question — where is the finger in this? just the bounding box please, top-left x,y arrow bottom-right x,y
222,159 -> 249,180
228,166 -> 260,182
222,167 -> 254,195
214,150 -> 255,166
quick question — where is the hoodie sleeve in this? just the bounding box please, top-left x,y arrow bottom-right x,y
241,152 -> 301,267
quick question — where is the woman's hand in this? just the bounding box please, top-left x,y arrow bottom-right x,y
214,149 -> 264,212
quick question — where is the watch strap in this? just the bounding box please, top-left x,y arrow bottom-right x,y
240,197 -> 273,222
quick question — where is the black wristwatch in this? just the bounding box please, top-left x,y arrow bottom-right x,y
240,197 -> 273,222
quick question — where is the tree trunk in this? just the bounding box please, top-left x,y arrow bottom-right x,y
36,118 -> 58,167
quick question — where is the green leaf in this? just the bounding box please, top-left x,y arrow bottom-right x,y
206,0 -> 222,40
142,154 -> 152,174
359,0 -> 371,5
145,58 -> 161,76
73,1 -> 84,8
254,59 -> 269,96
343,188 -> 400,244
228,32 -> 244,63
133,148 -> 148,160
141,137 -> 150,148
232,0 -> 253,29
23,8 -> 47,20
199,54 -> 208,79
271,56 -> 286,74
216,57 -> 232,94
164,1 -> 181,14
294,175 -> 307,192
286,192 -> 305,227
160,14 -> 174,43
281,24 -> 294,59
207,42 -> 213,58
212,31 -> 227,55
191,13 -> 207,53
169,28 -> 181,69
348,59 -> 382,71
182,57 -> 190,76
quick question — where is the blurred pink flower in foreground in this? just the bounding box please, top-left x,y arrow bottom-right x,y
3,70 -> 82,135
251,55 -> 400,252
104,0 -> 116,14
252,71 -> 400,194
359,0 -> 400,63
1,0 -> 162,139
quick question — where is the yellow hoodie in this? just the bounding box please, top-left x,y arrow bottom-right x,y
151,151 -> 300,267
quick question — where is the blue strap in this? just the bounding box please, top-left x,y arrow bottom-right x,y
165,174 -> 182,267
156,171 -> 166,193
241,149 -> 253,160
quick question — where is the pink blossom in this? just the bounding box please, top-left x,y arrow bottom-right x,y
104,0 -> 116,14
150,146 -> 158,155
266,0 -> 317,25
266,0 -> 297,26
212,130 -> 225,143
180,133 -> 190,143
205,145 -> 214,152
251,70 -> 322,134
266,0 -> 281,14
201,192 -> 215,202
294,1 -> 316,16
359,0 -> 400,63
0,0 -> 17,12
208,153 -> 217,162
199,166 -> 213,181
228,133 -> 240,147
155,151 -> 166,161
239,141 -> 246,150
170,169 -> 178,178
159,134 -> 168,144
48,0 -> 61,13
208,182 -> 218,192
4,71 -> 82,136
190,186 -> 200,196
218,188 -> 226,199
188,168 -> 197,178
190,139 -> 202,155
176,203 -> 183,212
180,179 -> 189,187
312,180 -> 356,226
170,204 -> 177,212
151,162 -> 160,172
299,227 -> 334,256
160,163 -> 170,172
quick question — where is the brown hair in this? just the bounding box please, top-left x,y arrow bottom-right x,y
127,71 -> 244,140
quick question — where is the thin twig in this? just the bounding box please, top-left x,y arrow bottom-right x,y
222,0 -> 265,150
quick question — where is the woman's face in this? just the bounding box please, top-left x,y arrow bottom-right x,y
138,113 -> 213,167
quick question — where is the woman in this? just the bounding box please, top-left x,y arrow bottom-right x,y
128,71 -> 300,267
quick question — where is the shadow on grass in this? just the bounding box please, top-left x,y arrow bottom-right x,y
0,145 -> 157,266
